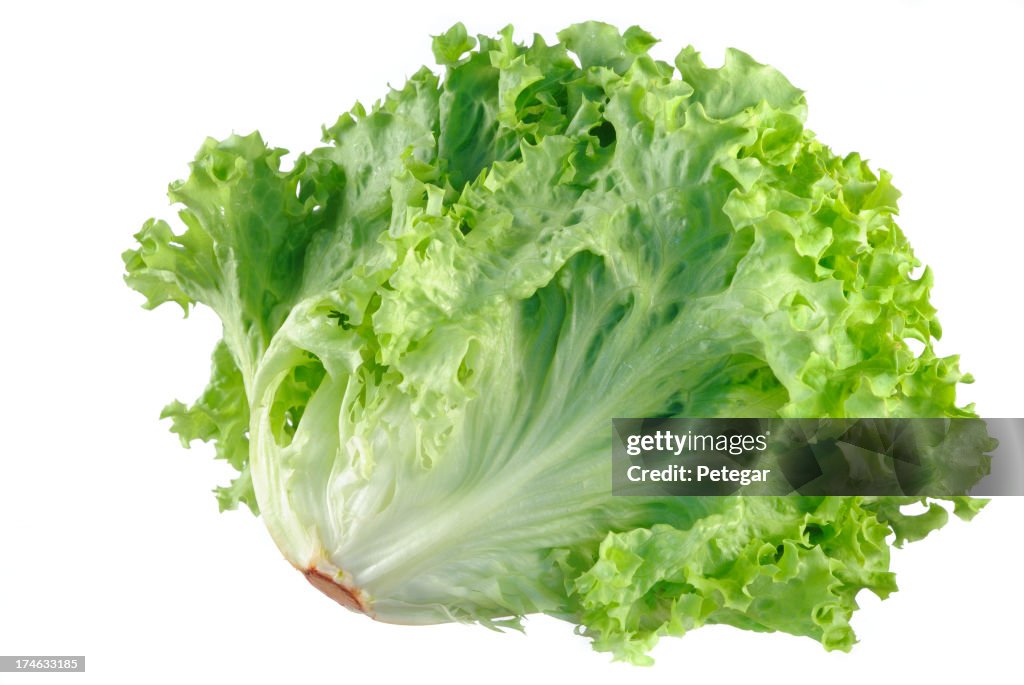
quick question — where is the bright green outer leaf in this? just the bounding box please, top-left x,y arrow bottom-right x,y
125,22 -> 987,663
160,341 -> 255,513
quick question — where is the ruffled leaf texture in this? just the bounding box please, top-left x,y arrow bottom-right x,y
124,22 -> 986,663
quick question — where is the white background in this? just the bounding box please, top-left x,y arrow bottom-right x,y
2,1 -> 1022,683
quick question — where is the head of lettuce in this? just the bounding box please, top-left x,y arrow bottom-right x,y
123,22 -> 985,664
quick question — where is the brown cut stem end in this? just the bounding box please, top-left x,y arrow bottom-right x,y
301,567 -> 369,615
